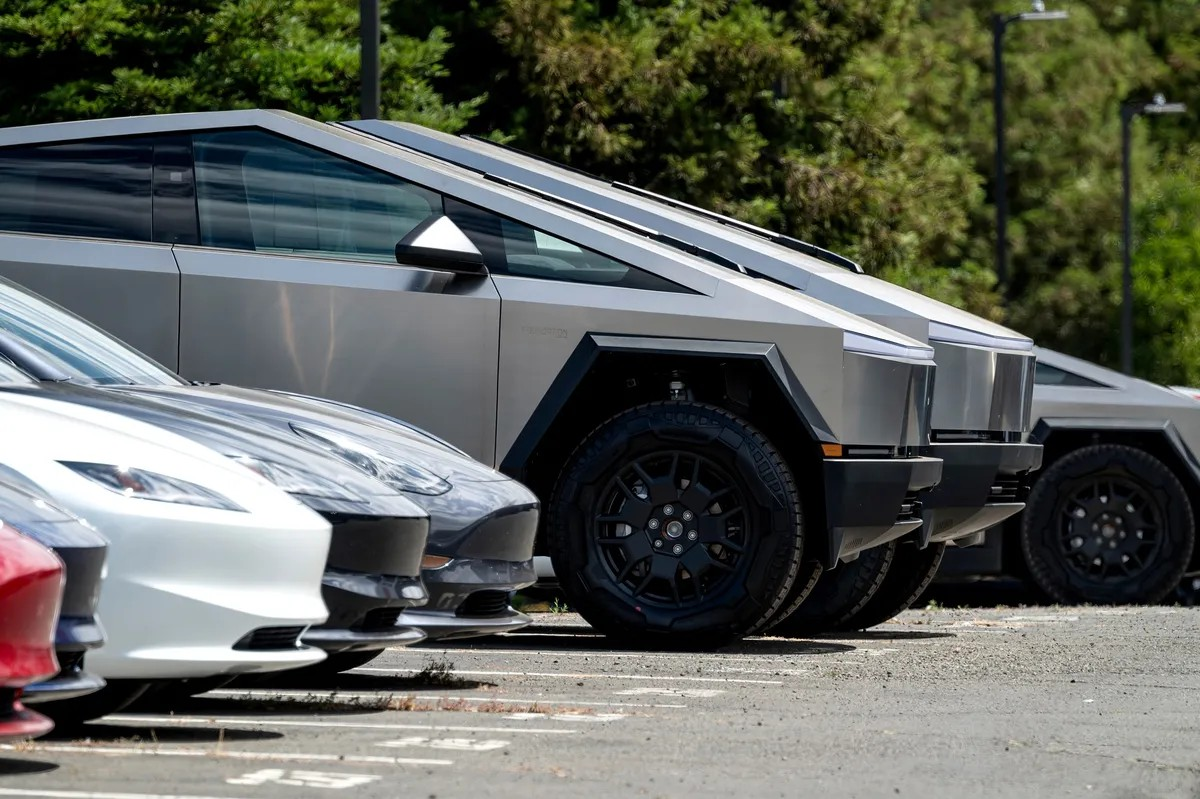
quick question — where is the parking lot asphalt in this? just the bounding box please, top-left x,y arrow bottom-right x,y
1,605 -> 1197,799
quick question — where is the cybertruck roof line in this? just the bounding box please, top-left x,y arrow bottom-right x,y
0,109 -> 931,355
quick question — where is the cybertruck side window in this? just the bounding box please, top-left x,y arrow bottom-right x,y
1034,362 -> 1110,388
192,130 -> 442,264
444,198 -> 688,292
0,139 -> 153,241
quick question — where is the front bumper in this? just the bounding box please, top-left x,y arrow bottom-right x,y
919,441 -> 1043,546
23,616 -> 107,704
402,608 -> 532,642
408,557 -> 536,641
0,692 -> 53,742
302,514 -> 430,653
821,455 -> 943,567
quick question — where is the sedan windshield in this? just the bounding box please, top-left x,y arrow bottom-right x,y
0,280 -> 185,387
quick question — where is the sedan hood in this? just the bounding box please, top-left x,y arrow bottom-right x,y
0,470 -> 106,548
111,383 -> 518,485
0,382 -> 411,516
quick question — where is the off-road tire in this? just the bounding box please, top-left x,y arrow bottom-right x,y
547,401 -> 804,648
835,542 -> 946,631
1022,444 -> 1194,604
766,541 -> 896,636
746,560 -> 824,634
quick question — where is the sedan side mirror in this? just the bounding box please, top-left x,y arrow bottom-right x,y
395,215 -> 487,276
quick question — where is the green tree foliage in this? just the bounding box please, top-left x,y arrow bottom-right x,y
0,0 -> 1196,378
480,0 -> 988,306
1132,149 -> 1200,384
0,0 -> 479,128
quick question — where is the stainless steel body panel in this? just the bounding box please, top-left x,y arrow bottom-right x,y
172,247 -> 502,465
930,341 -> 1034,434
341,120 -> 1040,543
492,274 -> 931,456
348,120 -> 1036,438
0,234 -> 180,369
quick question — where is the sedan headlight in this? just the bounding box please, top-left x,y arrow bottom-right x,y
290,424 -> 452,496
231,456 -> 351,500
60,461 -> 245,512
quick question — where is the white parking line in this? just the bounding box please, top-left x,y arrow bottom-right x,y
379,737 -> 509,751
205,688 -> 685,709
403,648 -> 825,664
0,743 -> 450,767
356,667 -> 782,685
0,790 -> 252,799
104,715 -> 577,735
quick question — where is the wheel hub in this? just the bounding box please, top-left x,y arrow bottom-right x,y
592,451 -> 747,605
1058,477 -> 1162,582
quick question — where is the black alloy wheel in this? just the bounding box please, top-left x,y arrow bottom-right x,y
1022,444 -> 1195,604
592,450 -> 748,605
547,401 -> 804,648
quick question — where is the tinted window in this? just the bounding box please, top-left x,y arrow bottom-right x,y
192,130 -> 441,263
445,198 -> 688,292
0,140 -> 153,241
0,279 -> 183,386
1034,362 -> 1110,388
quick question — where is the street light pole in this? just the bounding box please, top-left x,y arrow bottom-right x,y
992,13 -> 1009,295
991,2 -> 1068,297
360,0 -> 380,120
1120,95 -> 1187,375
1120,104 -> 1134,376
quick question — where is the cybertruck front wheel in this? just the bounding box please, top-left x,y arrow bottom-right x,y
547,401 -> 803,648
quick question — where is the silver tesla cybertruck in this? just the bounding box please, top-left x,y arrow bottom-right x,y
342,121 -> 1044,631
0,110 -> 942,646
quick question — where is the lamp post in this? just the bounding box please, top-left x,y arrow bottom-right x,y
992,1 -> 1068,295
360,0 -> 380,119
1120,94 -> 1187,375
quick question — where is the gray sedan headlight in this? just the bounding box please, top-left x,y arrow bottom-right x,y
61,461 -> 245,512
290,424 -> 452,496
231,456 -> 353,500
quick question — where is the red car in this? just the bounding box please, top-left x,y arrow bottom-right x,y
0,522 -> 63,741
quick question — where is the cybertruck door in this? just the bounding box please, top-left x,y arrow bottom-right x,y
0,137 -> 182,369
172,129 -> 502,464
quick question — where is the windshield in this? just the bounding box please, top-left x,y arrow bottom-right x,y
0,280 -> 185,386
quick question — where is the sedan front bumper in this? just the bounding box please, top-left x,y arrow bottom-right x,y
23,615 -> 107,704
408,557 -> 536,641
821,455 -> 944,567
920,441 -> 1043,546
302,513 -> 431,652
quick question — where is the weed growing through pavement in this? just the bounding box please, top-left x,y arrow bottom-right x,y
550,597 -> 570,613
411,657 -> 471,688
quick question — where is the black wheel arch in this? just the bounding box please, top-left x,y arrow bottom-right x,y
500,334 -> 838,565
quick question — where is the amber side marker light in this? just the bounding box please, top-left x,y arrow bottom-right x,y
821,443 -> 844,457
422,554 -> 453,569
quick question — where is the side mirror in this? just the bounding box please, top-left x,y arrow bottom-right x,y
395,215 -> 487,276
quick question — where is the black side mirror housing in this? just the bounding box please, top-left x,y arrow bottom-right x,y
395,215 -> 489,277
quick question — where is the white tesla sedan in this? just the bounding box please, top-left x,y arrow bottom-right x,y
0,387 -> 333,720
